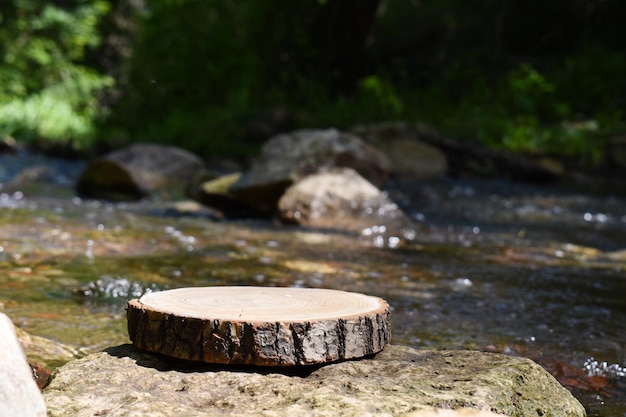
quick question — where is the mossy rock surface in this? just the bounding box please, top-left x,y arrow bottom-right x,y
43,344 -> 585,417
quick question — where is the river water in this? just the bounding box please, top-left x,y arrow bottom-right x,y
0,153 -> 625,416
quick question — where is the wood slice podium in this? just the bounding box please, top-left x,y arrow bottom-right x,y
127,286 -> 391,366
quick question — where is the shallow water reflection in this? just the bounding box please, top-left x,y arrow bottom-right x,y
0,178 -> 625,416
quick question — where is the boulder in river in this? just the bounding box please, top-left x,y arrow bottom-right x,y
0,313 -> 47,417
279,167 -> 416,246
76,144 -> 206,201
187,171 -> 265,217
229,128 -> 391,214
352,121 -> 449,181
42,343 -> 585,417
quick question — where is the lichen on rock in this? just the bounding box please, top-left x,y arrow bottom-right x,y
43,344 -> 586,417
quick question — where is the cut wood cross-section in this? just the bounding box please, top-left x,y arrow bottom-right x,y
127,286 -> 391,366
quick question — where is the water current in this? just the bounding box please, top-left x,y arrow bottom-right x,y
0,153 -> 625,416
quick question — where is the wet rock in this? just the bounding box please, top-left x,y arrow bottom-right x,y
43,344 -> 585,417
278,168 -> 415,245
352,121 -> 449,180
76,144 -> 205,201
187,171 -> 263,217
354,122 -> 568,183
230,128 -> 391,214
4,166 -> 57,187
141,200 -> 223,220
15,327 -> 79,371
0,152 -> 85,196
0,313 -> 47,417
413,124 -> 565,182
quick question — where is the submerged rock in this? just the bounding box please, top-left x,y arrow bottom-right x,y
15,327 -> 79,371
43,344 -> 585,417
230,128 -> 391,214
0,313 -> 47,417
279,168 -> 415,246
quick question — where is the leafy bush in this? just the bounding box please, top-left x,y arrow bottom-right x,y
103,1 -> 394,159
3,0 -> 622,165
403,46 -> 626,164
0,0 -> 113,149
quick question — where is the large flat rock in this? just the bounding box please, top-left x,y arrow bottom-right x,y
43,344 -> 585,417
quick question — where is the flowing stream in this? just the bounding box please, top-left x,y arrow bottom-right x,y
1,153 -> 625,416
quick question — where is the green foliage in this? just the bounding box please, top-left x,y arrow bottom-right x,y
2,0 -> 622,165
358,76 -> 404,116
292,75 -> 405,131
104,0 -> 264,156
402,46 -> 626,164
0,0 -> 113,148
368,1 -> 626,165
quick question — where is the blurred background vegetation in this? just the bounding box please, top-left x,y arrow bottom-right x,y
1,0 -> 625,165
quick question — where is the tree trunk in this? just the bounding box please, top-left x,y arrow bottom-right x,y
127,286 -> 391,366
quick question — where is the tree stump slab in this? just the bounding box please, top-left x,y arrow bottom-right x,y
127,286 -> 391,366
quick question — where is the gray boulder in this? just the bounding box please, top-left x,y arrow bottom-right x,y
76,144 -> 205,201
0,313 -> 47,417
279,168 -> 415,246
352,122 -> 449,180
43,343 -> 585,417
230,129 -> 391,214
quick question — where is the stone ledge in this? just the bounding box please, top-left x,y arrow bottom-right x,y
43,344 -> 586,417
